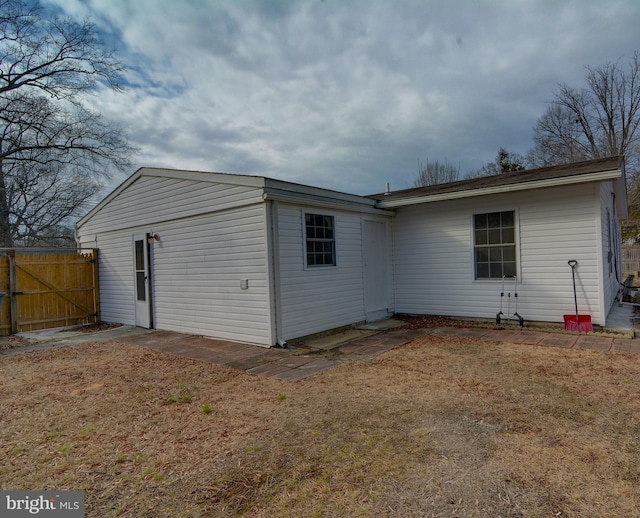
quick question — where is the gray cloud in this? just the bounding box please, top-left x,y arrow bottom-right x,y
48,0 -> 640,194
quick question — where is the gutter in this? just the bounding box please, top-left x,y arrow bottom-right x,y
376,169 -> 622,209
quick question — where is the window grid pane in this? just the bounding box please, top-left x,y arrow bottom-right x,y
305,213 -> 336,267
135,240 -> 144,271
473,211 -> 516,279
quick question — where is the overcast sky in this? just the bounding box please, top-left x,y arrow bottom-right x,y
45,0 -> 640,195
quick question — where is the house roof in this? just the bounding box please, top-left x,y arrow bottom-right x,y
77,156 -> 628,231
77,166 -> 391,230
371,156 -> 626,209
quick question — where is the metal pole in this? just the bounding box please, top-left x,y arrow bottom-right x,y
8,249 -> 17,334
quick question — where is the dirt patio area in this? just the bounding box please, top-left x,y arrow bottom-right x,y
1,321 -> 640,517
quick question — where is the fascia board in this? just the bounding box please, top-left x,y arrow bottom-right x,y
144,168 -> 266,188
263,190 -> 395,216
376,169 -> 622,208
264,178 -> 375,207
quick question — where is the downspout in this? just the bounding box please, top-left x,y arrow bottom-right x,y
595,184 -> 606,326
268,200 -> 286,347
612,192 -> 621,286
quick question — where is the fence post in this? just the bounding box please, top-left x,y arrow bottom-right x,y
91,248 -> 100,321
8,250 -> 17,334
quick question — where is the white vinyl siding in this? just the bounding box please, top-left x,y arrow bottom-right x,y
149,204 -> 271,345
77,174 -> 273,345
78,166 -> 623,343
77,174 -> 265,235
80,231 -> 136,326
277,203 -> 371,340
392,183 -> 605,325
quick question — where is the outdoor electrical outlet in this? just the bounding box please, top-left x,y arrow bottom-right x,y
240,279 -> 249,290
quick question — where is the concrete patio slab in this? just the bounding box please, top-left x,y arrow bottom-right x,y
339,341 -> 396,356
224,353 -> 285,371
4,318 -> 640,381
611,338 -> 635,353
535,334 -> 578,348
247,356 -> 339,381
450,327 -> 492,338
356,318 -> 407,331
270,355 -> 319,369
294,328 -> 376,351
246,361 -> 300,378
575,335 -> 613,351
427,326 -> 471,336
505,331 -> 549,344
284,358 -> 341,379
339,332 -> 415,355
611,338 -> 640,354
479,329 -> 522,342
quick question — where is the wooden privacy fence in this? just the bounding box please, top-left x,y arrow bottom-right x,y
0,249 -> 99,336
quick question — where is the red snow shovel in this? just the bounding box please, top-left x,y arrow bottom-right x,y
564,259 -> 593,332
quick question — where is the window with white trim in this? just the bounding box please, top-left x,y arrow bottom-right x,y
304,213 -> 336,267
473,210 -> 516,279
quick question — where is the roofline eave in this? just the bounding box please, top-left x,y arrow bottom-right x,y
375,169 -> 623,209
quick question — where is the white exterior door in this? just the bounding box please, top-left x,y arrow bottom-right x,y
363,220 -> 391,322
133,234 -> 152,328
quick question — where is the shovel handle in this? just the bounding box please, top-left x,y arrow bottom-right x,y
568,260 -> 579,316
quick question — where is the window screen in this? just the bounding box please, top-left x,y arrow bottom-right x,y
135,239 -> 146,301
473,211 -> 516,279
305,213 -> 336,267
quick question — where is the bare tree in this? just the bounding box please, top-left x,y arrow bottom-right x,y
527,105 -> 590,166
414,158 -> 460,186
528,52 -> 640,241
0,0 -> 135,246
6,160 -> 100,245
529,52 -> 640,171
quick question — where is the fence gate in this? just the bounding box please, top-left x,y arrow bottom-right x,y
0,249 -> 99,336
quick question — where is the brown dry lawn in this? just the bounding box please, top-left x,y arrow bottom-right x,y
1,333 -> 640,517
